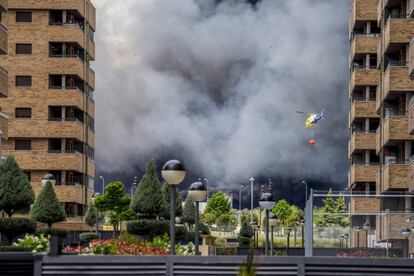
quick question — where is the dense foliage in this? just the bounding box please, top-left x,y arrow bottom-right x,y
80,232 -> 101,243
126,219 -> 169,240
0,156 -> 35,217
31,182 -> 66,228
238,220 -> 254,245
204,192 -> 231,219
37,228 -> 68,238
13,234 -> 48,253
182,196 -> 195,227
0,218 -> 36,243
160,182 -> 182,219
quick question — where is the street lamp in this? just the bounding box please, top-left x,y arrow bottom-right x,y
297,219 -> 305,248
259,192 -> 275,256
301,181 -> 308,202
239,184 -> 244,213
400,228 -> 411,258
99,176 -> 105,193
249,177 -> 255,224
42,173 -> 56,186
93,192 -> 100,233
251,221 -> 258,248
161,160 -> 186,255
363,222 -> 371,248
203,178 -> 209,200
269,212 -> 278,256
343,233 -> 349,248
188,180 -> 207,256
285,227 -> 292,255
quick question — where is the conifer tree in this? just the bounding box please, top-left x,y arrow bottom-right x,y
0,156 -> 35,217
131,160 -> 162,218
321,189 -> 336,225
182,196 -> 195,228
160,182 -> 183,219
31,182 -> 66,228
335,192 -> 350,227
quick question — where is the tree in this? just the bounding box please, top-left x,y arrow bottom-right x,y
285,205 -> 303,227
335,192 -> 350,227
31,182 -> 66,228
84,201 -> 105,232
217,211 -> 237,231
238,220 -> 254,245
0,156 -> 35,217
201,212 -> 216,227
204,192 -> 231,218
94,181 -> 131,236
272,199 -> 292,226
182,196 -> 195,229
160,182 -> 183,219
131,160 -> 162,218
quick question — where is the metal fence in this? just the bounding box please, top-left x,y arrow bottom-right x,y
305,190 -> 414,258
3,254 -> 414,276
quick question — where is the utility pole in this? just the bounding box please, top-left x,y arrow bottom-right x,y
249,177 -> 255,224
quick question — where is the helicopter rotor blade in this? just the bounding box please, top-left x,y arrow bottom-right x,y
296,111 -> 306,115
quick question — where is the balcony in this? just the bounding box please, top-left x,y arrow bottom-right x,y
349,164 -> 379,185
350,100 -> 378,122
47,88 -> 85,111
350,197 -> 380,213
382,65 -> 414,100
0,67 -> 8,97
54,185 -> 88,204
10,150 -> 84,173
0,111 -> 7,139
86,0 -> 96,31
87,159 -> 95,177
410,38 -> 414,79
48,57 -> 84,78
377,212 -> 412,241
350,131 -> 377,155
0,0 -> 7,11
0,22 -> 7,55
381,162 -> 410,192
350,67 -> 380,91
349,0 -> 379,36
350,34 -> 379,61
383,18 -> 414,53
411,0 -> 414,18
380,114 -> 414,148
409,100 -> 414,134
86,67 -> 95,90
409,159 -> 414,192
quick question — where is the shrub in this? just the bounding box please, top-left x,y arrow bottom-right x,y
126,220 -> 169,240
0,246 -> 32,252
13,234 -> 48,253
149,234 -> 169,249
0,218 -> 36,244
79,232 -> 100,243
31,182 -> 66,227
214,238 -> 226,246
37,228 -> 68,238
119,232 -> 141,245
238,220 -> 254,245
200,223 -> 210,235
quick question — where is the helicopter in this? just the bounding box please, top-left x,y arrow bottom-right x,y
296,109 -> 326,128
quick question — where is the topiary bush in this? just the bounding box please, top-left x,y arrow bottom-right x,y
238,220 -> 254,246
214,238 -> 226,247
79,232 -> 100,243
126,220 -> 169,240
36,228 -> 68,238
0,218 -> 36,244
200,223 -> 210,235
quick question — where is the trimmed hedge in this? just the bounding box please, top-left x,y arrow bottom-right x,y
79,232 -> 100,243
126,220 -> 169,240
200,223 -> 210,235
37,228 -> 68,238
0,218 -> 36,244
0,246 -> 32,252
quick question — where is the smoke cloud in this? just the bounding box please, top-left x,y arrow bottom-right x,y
94,0 -> 352,189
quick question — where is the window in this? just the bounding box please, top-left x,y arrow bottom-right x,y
15,108 -> 31,118
15,139 -> 31,150
49,75 -> 62,88
23,171 -> 31,182
16,11 -> 32,23
16,44 -> 32,55
15,76 -> 32,87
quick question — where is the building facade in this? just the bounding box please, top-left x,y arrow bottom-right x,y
0,0 -> 7,158
0,0 -> 96,230
349,0 -> 414,252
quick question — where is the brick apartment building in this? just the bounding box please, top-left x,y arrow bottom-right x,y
349,0 -> 414,252
0,0 -> 96,231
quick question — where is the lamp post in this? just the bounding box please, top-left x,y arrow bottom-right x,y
344,233 -> 349,248
130,176 -> 138,197
42,173 -> 56,186
298,219 -> 305,248
251,221 -> 258,248
301,181 -> 308,202
99,176 -> 105,193
269,212 -> 278,256
285,228 -> 292,255
363,222 -> 370,248
400,228 -> 411,258
93,192 -> 100,233
161,160 -> 186,255
239,184 -> 244,213
203,178 -> 209,200
188,180 -> 207,256
259,192 -> 276,256
249,177 -> 255,224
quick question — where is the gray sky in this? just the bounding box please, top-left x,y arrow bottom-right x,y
93,0 -> 352,190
